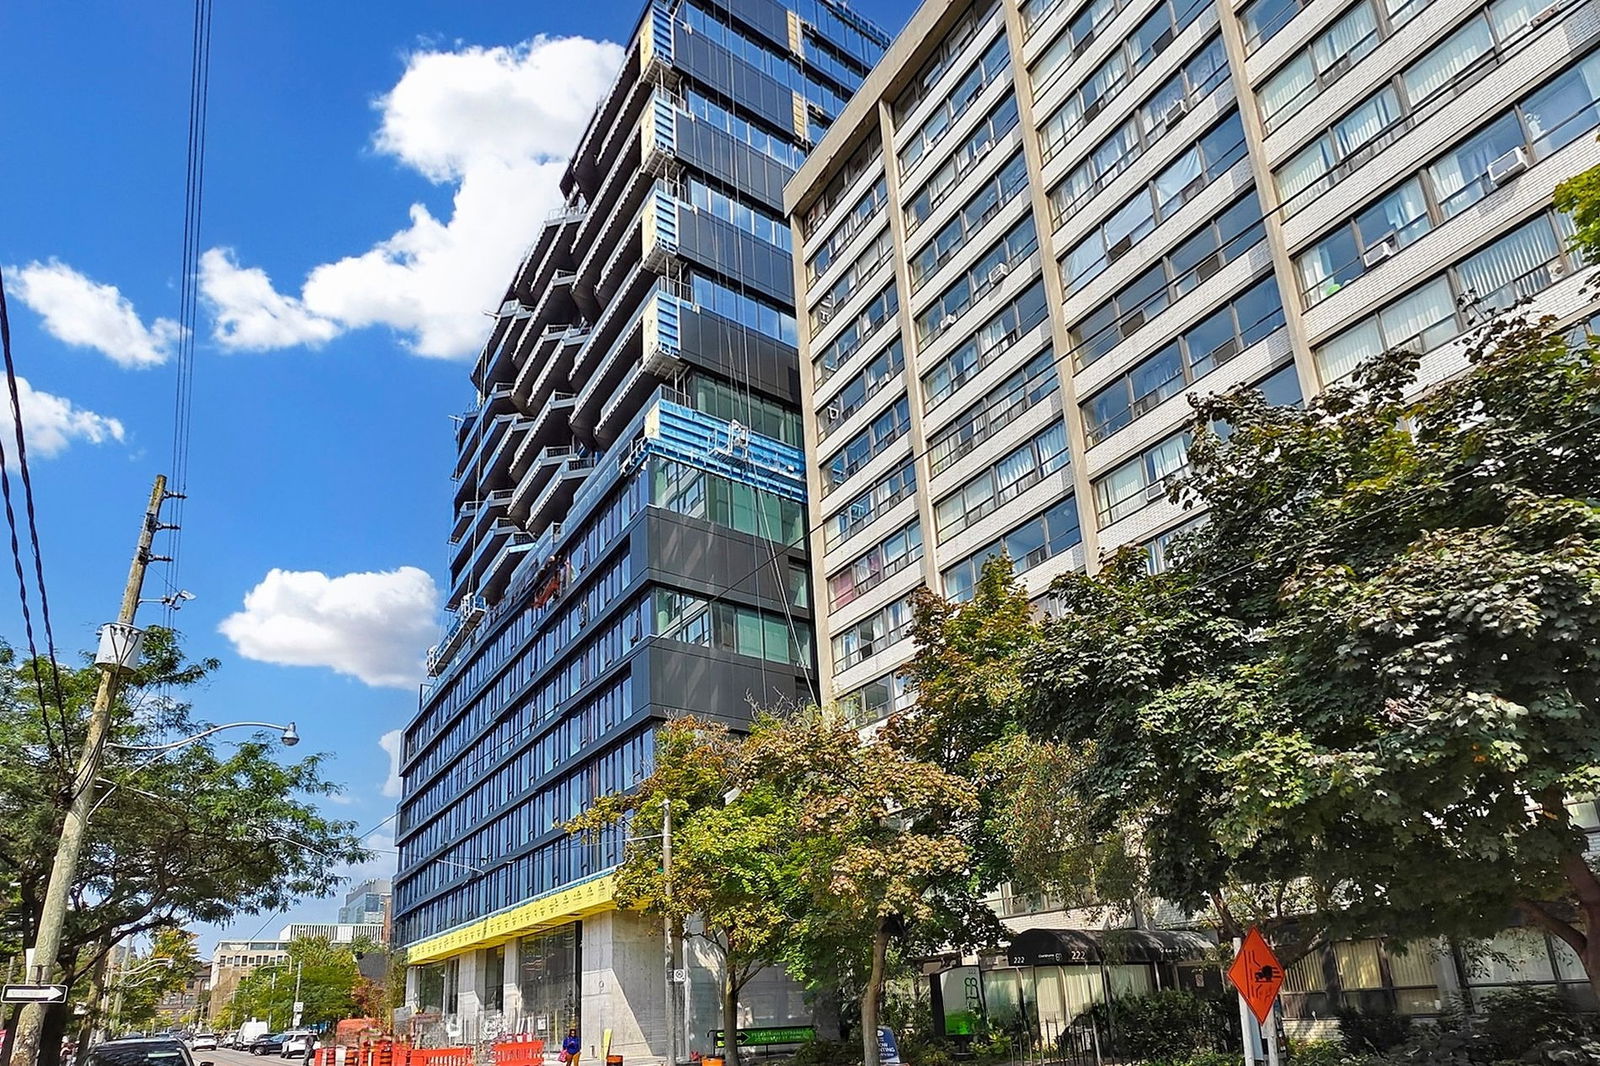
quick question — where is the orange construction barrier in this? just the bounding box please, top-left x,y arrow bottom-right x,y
408,1049 -> 473,1066
493,1039 -> 546,1066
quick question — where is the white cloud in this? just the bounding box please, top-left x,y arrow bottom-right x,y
201,35 -> 622,359
0,376 -> 124,461
11,259 -> 182,368
218,566 -> 440,688
379,729 -> 404,799
200,248 -> 339,351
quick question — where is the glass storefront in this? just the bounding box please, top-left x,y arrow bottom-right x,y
520,924 -> 581,1038
939,961 -> 1152,1038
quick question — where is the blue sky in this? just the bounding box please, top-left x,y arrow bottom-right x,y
0,0 -> 909,952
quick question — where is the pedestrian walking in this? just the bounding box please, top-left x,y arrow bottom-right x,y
559,1028 -> 581,1066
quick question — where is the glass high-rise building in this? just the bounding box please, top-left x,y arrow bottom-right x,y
392,0 -> 889,1058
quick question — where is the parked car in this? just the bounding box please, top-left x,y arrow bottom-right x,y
192,1036 -> 217,1052
88,1038 -> 204,1066
249,1034 -> 285,1056
279,1033 -> 316,1058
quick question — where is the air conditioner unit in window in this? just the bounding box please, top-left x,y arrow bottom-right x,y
1121,308 -> 1147,335
1072,27 -> 1098,57
826,401 -> 843,423
987,261 -> 1011,286
1160,97 -> 1189,128
1108,234 -> 1135,261
1151,26 -> 1175,54
1530,0 -> 1563,26
1487,146 -> 1530,186
816,304 -> 836,324
939,313 -> 958,330
1144,480 -> 1170,501
1550,258 -> 1568,280
1196,250 -> 1223,282
1361,233 -> 1398,267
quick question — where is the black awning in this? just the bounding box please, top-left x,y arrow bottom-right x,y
983,927 -> 1215,968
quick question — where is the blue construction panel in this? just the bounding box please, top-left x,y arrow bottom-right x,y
635,400 -> 807,502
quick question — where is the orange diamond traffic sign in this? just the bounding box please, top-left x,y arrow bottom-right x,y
1228,927 -> 1284,1025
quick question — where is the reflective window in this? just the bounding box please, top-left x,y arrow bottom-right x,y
822,397 -> 913,493
828,519 -> 924,607
906,95 -> 1021,228
913,152 -> 1030,290
916,217 -> 1040,344
941,493 -> 1082,601
901,34 -> 1011,174
921,281 -> 1050,408
1092,431 -> 1192,524
929,347 -> 1059,475
818,339 -> 907,439
822,459 -> 917,552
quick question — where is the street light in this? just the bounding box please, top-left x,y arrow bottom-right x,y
89,722 -> 302,819
108,721 -> 299,752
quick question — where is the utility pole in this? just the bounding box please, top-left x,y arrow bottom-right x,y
662,803 -> 676,1066
9,478 -> 170,1066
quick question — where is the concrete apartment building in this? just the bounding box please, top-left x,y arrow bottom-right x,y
786,0 -> 1600,1029
393,0 -> 887,1058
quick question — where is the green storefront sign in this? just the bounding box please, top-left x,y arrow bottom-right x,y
712,1026 -> 816,1047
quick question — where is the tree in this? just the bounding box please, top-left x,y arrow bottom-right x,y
566,719 -> 805,1058
741,709 -> 986,1066
0,628 -> 368,1061
899,558 -> 1143,919
220,937 -> 363,1031
1017,313 -> 1600,991
111,928 -> 200,1033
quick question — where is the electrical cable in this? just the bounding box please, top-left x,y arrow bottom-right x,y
161,0 -> 214,639
0,266 -> 68,773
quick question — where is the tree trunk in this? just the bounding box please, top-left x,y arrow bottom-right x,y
721,946 -> 739,1066
861,917 -> 890,1066
39,1003 -> 67,1066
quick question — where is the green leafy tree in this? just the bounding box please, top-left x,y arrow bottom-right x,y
741,709 -> 986,1066
0,628 -> 368,1059
112,928 -> 200,1033
221,937 -> 363,1031
1017,314 -> 1600,991
567,719 -> 805,1056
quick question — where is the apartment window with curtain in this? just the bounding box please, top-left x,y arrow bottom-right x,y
813,284 -> 899,387
921,281 -> 1051,408
913,152 -> 1030,290
894,0 -> 998,121
828,519 -> 924,607
808,176 -> 889,280
928,346 -> 1059,475
916,217 -> 1040,344
935,422 -> 1070,539
818,338 -> 906,439
1061,112 -> 1247,289
822,397 -> 913,493
811,228 -> 894,330
1092,431 -> 1192,524
906,95 -> 1022,228
1080,276 -> 1284,445
940,494 -> 1082,601
1070,190 -> 1265,368
1258,0 -> 1442,131
1314,208 -> 1579,383
832,596 -> 914,672
822,458 -> 917,552
1296,47 -> 1600,305
1050,37 -> 1229,220
900,34 -> 1011,175
1274,1 -> 1593,209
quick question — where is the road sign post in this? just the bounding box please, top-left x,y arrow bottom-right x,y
3,986 -> 68,1005
1228,928 -> 1285,1066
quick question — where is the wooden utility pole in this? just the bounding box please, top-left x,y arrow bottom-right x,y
9,477 -> 169,1066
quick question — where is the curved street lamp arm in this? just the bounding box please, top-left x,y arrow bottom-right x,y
107,721 -> 298,753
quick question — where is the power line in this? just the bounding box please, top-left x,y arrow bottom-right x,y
0,265 -> 69,772
161,0 -> 214,634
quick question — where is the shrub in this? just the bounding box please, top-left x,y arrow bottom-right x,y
1336,1007 -> 1412,1053
1287,1038 -> 1368,1066
1098,990 -> 1219,1059
1476,987 -> 1588,1058
791,1039 -> 854,1066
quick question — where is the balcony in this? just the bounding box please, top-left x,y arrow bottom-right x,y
509,446 -> 586,522
525,455 -> 595,535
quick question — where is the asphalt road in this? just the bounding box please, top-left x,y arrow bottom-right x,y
197,1047 -> 312,1066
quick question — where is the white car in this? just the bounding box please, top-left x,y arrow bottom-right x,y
279,1033 -> 317,1058
193,1036 -> 218,1052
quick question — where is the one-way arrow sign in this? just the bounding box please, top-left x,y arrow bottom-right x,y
3,984 -> 68,1004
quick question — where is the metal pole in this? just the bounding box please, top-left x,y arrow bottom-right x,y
663,803 -> 676,1066
9,477 -> 167,1066
1263,1004 -> 1280,1066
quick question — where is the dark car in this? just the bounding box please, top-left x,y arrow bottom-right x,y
88,1038 -> 207,1066
250,1035 -> 286,1056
